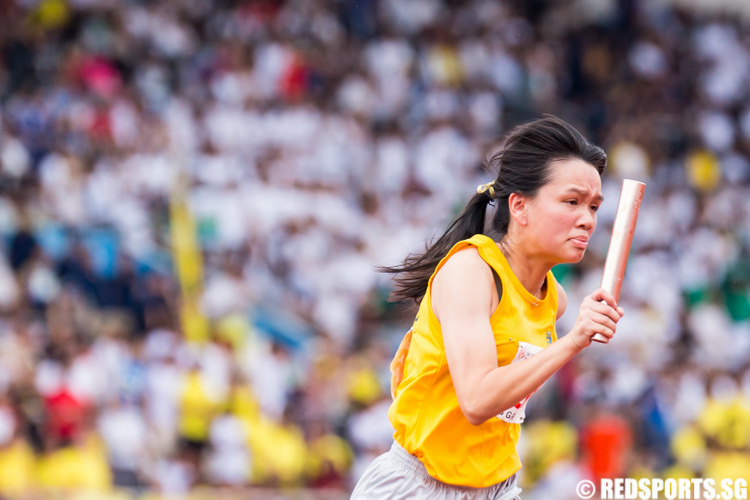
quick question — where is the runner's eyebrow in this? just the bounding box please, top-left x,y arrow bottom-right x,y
564,188 -> 604,203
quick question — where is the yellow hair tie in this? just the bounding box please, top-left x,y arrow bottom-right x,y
477,182 -> 496,198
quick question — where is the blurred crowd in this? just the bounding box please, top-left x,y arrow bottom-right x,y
1,0 -> 750,498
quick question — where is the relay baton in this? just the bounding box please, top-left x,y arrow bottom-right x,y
592,179 -> 645,343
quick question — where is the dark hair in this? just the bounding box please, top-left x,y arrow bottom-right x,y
381,115 -> 607,303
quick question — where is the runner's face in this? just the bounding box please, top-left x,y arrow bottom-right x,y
524,158 -> 603,264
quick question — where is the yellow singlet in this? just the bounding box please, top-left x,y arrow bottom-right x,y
389,234 -> 559,487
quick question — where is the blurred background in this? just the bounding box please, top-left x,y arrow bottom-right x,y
1,0 -> 750,498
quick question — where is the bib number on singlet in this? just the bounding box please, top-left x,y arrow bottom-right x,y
496,341 -> 543,424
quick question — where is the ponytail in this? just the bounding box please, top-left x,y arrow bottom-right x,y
378,189 -> 494,303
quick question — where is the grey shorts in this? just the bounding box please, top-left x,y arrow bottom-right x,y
350,441 -> 522,500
